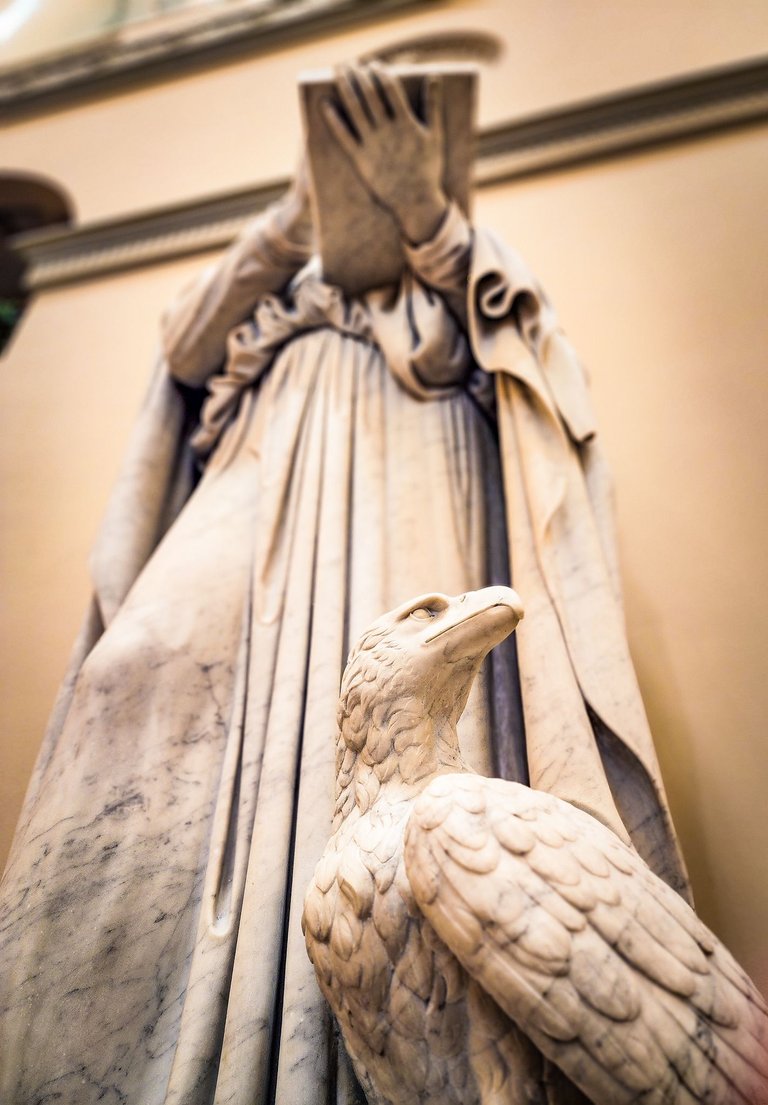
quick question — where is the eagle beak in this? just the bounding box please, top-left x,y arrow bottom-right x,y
424,586 -> 523,659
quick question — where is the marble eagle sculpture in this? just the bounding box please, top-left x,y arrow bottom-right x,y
302,587 -> 768,1105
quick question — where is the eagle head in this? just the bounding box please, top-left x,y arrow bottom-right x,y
338,587 -> 524,751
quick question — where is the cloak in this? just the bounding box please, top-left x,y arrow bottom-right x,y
0,201 -> 689,1105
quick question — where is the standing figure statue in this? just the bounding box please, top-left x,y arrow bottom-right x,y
0,63 -> 689,1104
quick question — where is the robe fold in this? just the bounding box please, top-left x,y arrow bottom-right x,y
0,199 -> 688,1105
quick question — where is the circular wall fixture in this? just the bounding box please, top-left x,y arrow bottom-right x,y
0,171 -> 72,351
360,30 -> 503,66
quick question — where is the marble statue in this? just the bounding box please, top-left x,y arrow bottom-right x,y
304,587 -> 768,1105
0,63 -> 694,1104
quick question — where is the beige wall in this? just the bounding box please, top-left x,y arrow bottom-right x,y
1,0 -> 767,997
1,0 -> 767,221
480,123 -> 768,993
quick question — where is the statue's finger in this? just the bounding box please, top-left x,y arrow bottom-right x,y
369,61 -> 411,121
355,64 -> 387,126
424,74 -> 444,140
321,99 -> 359,159
335,66 -> 370,140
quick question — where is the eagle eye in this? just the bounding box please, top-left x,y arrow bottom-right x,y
410,607 -> 435,621
408,597 -> 448,621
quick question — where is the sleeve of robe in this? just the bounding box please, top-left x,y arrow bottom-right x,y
162,204 -> 313,387
467,227 -> 691,901
366,202 -> 474,397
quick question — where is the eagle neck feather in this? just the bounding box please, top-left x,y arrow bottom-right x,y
335,703 -> 463,825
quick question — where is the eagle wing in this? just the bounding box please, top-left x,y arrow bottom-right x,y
403,773 -> 768,1105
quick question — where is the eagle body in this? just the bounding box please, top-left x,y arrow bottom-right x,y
303,589 -> 768,1105
305,775 -> 588,1105
304,791 -> 479,1105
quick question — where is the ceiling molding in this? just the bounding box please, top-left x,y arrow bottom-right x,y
14,55 -> 768,292
0,0 -> 429,118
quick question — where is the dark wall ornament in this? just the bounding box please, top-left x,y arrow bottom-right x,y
0,171 -> 72,352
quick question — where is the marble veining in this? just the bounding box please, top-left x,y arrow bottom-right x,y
305,588 -> 768,1105
0,64 -> 699,1104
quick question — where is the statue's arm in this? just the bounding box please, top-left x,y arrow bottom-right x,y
161,173 -> 313,388
401,202 -> 470,330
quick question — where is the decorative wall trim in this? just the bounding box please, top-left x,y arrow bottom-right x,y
475,54 -> 768,186
18,182 -> 289,291
15,56 -> 768,292
0,0 -> 427,118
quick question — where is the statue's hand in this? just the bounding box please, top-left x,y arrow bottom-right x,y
322,62 -> 448,245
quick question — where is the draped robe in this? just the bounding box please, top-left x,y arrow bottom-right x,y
0,201 -> 689,1105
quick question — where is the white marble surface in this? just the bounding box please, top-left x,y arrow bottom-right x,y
305,589 -> 768,1105
300,64 -> 475,295
0,205 -> 508,1105
0,66 -> 694,1104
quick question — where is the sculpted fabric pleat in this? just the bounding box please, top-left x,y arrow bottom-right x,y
0,192 -> 688,1104
215,335 -> 330,1102
273,336 -> 358,1104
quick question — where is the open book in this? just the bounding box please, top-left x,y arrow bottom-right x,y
299,65 -> 477,297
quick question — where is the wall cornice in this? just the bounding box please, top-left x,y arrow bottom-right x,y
15,55 -> 768,292
476,54 -> 768,184
0,0 -> 428,119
